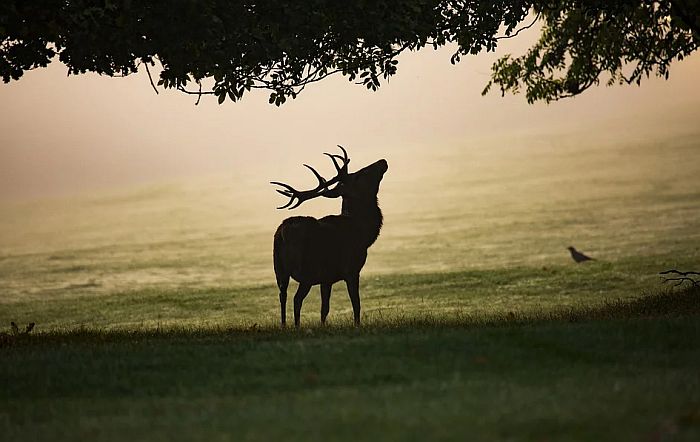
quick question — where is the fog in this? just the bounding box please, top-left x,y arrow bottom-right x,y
1,31 -> 699,202
1,23 -> 699,312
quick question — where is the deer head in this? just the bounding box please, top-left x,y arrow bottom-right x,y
271,145 -> 388,210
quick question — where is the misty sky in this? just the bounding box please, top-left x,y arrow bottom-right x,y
1,31 -> 699,201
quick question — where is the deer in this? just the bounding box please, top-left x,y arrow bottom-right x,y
271,146 -> 388,328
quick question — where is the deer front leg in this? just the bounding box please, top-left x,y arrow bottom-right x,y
293,283 -> 312,328
345,274 -> 361,326
320,283 -> 332,325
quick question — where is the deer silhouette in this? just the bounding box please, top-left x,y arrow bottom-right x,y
271,146 -> 388,327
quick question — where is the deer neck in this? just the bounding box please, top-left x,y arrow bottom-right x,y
340,197 -> 383,247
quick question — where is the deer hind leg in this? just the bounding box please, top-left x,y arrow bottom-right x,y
320,283 -> 332,325
345,274 -> 361,326
293,283 -> 312,328
273,236 -> 290,327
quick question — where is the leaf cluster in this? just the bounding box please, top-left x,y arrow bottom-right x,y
1,0 -> 529,104
1,1 -> 697,105
483,0 -> 699,102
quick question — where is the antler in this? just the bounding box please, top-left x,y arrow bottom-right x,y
271,145 -> 350,210
324,145 -> 349,175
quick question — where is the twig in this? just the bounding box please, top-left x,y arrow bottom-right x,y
144,62 -> 159,95
195,80 -> 203,105
659,269 -> 699,287
175,41 -> 414,103
177,86 -> 215,95
660,269 -> 700,276
496,12 -> 541,41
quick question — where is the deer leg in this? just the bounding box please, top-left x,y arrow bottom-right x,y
279,289 -> 287,327
320,283 -> 332,325
293,283 -> 312,328
277,273 -> 289,327
345,274 -> 361,326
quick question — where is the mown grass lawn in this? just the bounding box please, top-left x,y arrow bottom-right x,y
2,287 -> 700,442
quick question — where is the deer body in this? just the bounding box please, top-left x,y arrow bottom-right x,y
272,149 -> 387,327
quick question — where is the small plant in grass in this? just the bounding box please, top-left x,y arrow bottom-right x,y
9,322 -> 35,336
0,322 -> 35,348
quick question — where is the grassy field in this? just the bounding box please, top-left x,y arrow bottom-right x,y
1,128 -> 700,440
2,288 -> 700,441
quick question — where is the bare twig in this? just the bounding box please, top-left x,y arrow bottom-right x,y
660,269 -> 700,276
195,80 -> 203,106
659,269 -> 699,287
496,12 -> 541,41
144,62 -> 159,95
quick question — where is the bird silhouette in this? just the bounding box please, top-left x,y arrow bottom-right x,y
567,246 -> 595,263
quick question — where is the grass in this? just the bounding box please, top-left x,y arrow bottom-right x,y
2,254 -> 698,330
1,130 -> 699,440
2,287 -> 700,441
0,264 -> 655,328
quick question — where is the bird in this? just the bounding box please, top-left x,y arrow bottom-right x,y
567,246 -> 595,263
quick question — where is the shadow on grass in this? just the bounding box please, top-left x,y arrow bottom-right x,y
2,285 -> 698,348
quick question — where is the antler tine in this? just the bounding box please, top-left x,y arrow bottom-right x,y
270,181 -> 294,191
278,199 -> 297,210
324,145 -> 350,173
270,181 -> 298,197
337,145 -> 349,163
288,198 -> 305,210
270,181 -> 299,209
270,164 -> 333,210
303,164 -> 327,188
324,152 -> 343,173
271,146 -> 351,210
275,189 -> 292,197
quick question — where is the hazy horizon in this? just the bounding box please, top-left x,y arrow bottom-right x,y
1,26 -> 700,203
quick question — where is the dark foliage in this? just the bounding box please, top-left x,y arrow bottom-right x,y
0,0 -> 529,104
1,1 -> 697,104
485,0 -> 700,102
